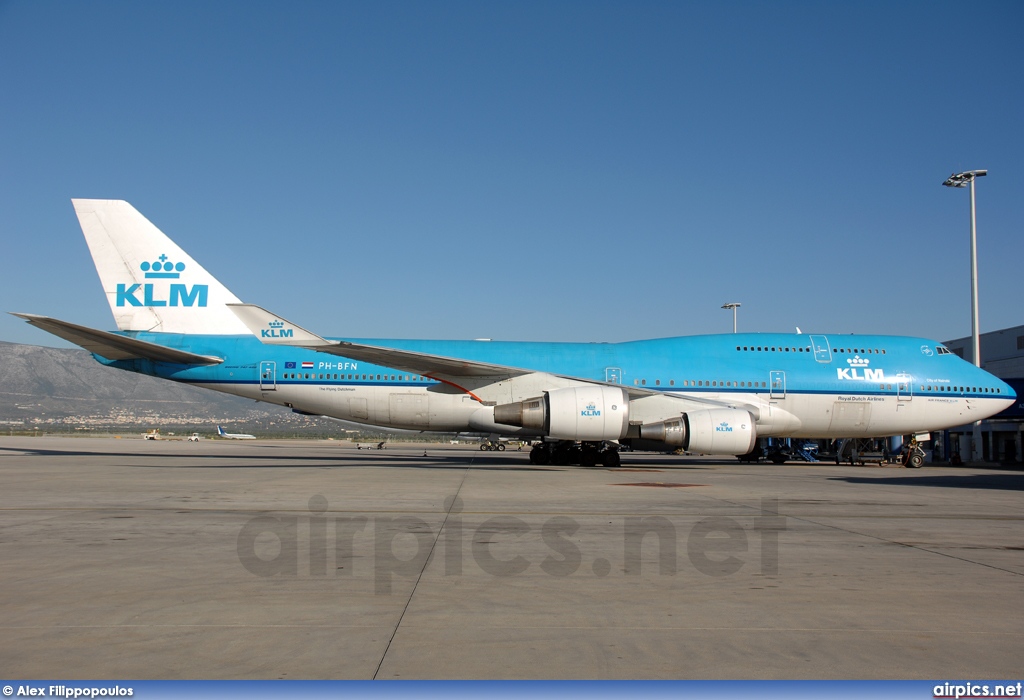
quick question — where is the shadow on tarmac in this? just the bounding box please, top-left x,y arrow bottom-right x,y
0,444 -> 568,471
0,444 -> 721,472
830,472 -> 1024,491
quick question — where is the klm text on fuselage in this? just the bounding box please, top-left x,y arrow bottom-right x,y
837,368 -> 886,381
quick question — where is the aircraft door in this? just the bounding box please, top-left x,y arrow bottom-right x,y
770,371 -> 786,399
809,335 -> 832,363
896,372 -> 912,401
605,367 -> 622,384
260,361 -> 276,391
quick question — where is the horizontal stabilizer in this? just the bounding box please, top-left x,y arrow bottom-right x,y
10,313 -> 223,365
227,303 -> 527,378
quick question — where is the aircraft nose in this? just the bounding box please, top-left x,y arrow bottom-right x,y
993,375 -> 1015,397
999,379 -> 1016,406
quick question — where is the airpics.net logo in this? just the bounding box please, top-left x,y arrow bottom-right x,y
933,682 -> 1023,699
115,253 -> 208,308
236,495 -> 787,595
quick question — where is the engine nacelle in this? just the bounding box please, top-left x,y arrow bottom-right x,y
493,386 -> 629,441
637,407 -> 756,455
683,407 -> 757,455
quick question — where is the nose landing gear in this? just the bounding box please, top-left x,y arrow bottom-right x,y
902,438 -> 926,468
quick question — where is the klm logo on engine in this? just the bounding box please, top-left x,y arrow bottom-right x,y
262,320 -> 293,339
836,355 -> 885,381
580,403 -> 601,417
116,255 -> 208,308
716,422 -> 733,433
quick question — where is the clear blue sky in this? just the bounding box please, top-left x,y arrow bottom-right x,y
1,1 -> 1021,347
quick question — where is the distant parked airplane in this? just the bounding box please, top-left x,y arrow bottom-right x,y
11,199 -> 1016,468
216,425 -> 255,440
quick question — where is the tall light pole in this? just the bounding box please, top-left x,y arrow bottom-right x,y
722,302 -> 741,333
943,169 -> 987,462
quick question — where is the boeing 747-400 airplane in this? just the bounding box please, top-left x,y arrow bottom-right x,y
216,425 -> 256,440
12,200 -> 1015,467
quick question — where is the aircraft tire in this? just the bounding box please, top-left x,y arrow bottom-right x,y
601,450 -> 621,468
497,444 -> 506,451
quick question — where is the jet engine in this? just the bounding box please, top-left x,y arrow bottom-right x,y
493,386 -> 630,441
637,407 -> 756,455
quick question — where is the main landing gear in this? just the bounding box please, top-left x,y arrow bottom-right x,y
528,441 -> 621,468
479,440 -> 506,451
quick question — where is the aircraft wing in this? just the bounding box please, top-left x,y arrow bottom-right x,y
227,304 -> 532,378
10,313 -> 224,365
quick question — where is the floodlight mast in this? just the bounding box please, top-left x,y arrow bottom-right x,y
721,303 -> 741,333
943,169 -> 987,462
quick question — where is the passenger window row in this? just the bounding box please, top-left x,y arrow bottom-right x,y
919,384 -> 1001,394
734,345 -> 890,355
281,373 -> 430,381
634,379 -> 768,388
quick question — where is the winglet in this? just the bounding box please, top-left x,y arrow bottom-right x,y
226,303 -> 336,348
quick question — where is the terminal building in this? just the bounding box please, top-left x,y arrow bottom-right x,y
942,325 -> 1024,464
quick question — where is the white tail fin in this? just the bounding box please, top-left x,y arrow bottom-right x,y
73,199 -> 250,334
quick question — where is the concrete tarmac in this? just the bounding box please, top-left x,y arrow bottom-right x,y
0,436 -> 1021,679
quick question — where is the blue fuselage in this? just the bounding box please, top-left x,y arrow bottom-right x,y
97,331 -> 1015,439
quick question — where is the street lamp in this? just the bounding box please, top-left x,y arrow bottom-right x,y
721,302 -> 741,333
943,169 -> 987,462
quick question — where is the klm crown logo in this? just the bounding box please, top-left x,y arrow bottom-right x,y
716,421 -> 734,432
847,355 -> 870,367
262,320 -> 293,339
580,402 -> 601,417
140,254 -> 186,279
115,253 -> 208,308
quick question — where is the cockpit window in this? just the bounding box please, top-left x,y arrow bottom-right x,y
936,346 -> 951,355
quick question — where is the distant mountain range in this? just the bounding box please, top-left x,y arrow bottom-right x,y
0,342 -> 445,438
0,341 -> 283,428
